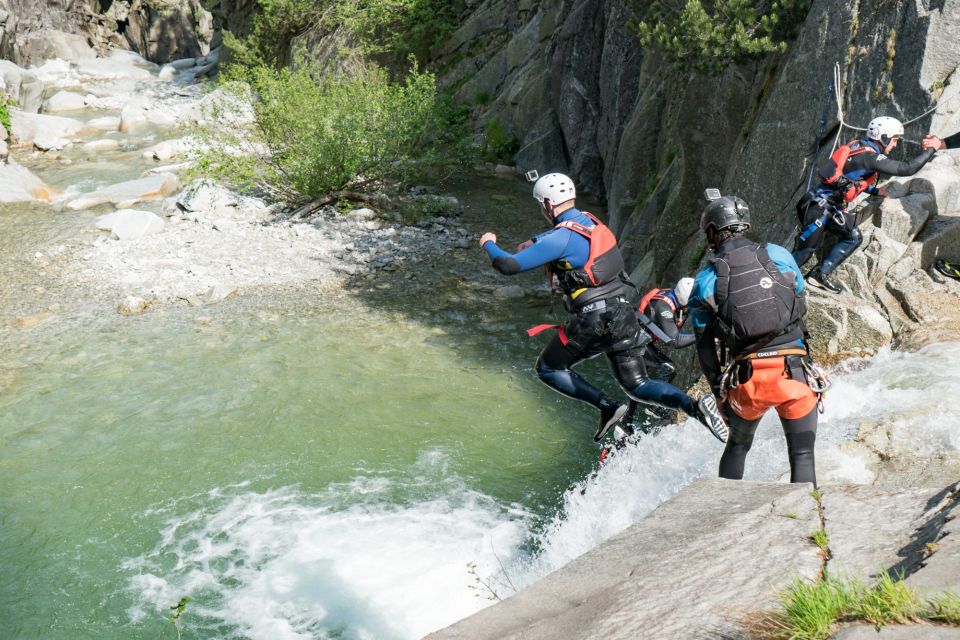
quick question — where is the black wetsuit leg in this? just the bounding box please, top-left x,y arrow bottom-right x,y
719,404 -> 818,485
535,334 -> 606,408
818,211 -> 863,275
608,348 -> 698,417
792,196 -> 827,269
718,409 -> 761,480
782,408 -> 818,485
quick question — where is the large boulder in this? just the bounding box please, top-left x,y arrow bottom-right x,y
66,174 -> 180,210
42,90 -> 88,113
0,60 -> 43,113
8,110 -> 84,146
0,157 -> 56,202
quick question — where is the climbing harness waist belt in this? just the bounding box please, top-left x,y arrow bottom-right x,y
576,296 -> 630,314
718,349 -> 831,410
736,348 -> 809,361
525,296 -> 630,340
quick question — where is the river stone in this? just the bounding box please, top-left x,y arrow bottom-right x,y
13,312 -> 56,330
176,179 -> 237,213
117,296 -> 151,315
42,90 -> 87,113
207,284 -> 237,303
494,285 -> 526,299
157,65 -> 178,82
426,479 -> 822,640
831,625 -> 960,639
87,116 -> 121,132
0,158 -> 56,202
169,58 -> 197,70
96,209 -> 165,241
68,174 -> 180,211
9,110 -> 84,146
143,139 -> 185,162
83,139 -> 121,153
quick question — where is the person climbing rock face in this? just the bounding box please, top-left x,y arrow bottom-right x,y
479,173 -> 727,444
691,191 -> 828,485
793,116 -> 937,294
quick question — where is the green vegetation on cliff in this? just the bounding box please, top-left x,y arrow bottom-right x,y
630,0 -> 810,72
232,0 -> 460,67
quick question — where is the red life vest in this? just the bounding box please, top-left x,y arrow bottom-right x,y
819,140 -> 879,203
639,288 -> 684,333
550,211 -> 625,294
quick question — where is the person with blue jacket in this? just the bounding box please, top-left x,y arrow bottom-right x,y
691,192 -> 825,485
479,172 -> 727,444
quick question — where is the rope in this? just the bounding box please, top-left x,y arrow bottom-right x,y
807,78 -> 835,191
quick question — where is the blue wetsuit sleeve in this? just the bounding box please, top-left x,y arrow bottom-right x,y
483,229 -> 575,275
689,268 -> 717,331
766,243 -> 805,294
690,267 -> 723,391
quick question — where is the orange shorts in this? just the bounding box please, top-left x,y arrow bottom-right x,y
726,357 -> 818,421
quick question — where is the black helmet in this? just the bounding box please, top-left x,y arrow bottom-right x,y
700,195 -> 751,234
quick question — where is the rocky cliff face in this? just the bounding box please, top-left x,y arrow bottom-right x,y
430,0 -> 960,359
0,0 -> 216,65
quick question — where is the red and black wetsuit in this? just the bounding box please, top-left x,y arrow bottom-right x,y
793,140 -> 936,275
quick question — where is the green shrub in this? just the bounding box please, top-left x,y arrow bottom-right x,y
483,118 -> 519,162
229,0 -> 460,68
629,0 -> 811,73
334,0 -> 461,62
191,61 -> 461,203
0,99 -> 10,133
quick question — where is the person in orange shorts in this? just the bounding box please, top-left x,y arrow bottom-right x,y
688,190 -> 828,485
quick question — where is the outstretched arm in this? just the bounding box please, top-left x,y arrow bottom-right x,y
480,229 -> 570,275
868,147 -> 936,177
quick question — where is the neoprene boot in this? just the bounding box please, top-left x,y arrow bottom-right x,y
806,268 -> 843,294
595,397 -> 628,442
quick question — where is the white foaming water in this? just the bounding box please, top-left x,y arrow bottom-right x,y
126,345 -> 960,638
125,456 -> 532,640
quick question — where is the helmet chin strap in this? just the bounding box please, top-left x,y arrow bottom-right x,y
539,199 -> 554,223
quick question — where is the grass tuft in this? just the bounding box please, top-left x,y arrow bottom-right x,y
741,573 -> 960,640
809,528 -> 829,550
927,591 -> 960,625
849,571 -> 919,626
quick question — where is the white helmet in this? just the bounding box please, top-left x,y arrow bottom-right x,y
867,116 -> 904,145
532,173 -> 576,206
673,277 -> 694,307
